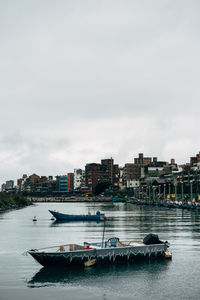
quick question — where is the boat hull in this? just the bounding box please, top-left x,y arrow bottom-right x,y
49,210 -> 105,221
29,243 -> 168,267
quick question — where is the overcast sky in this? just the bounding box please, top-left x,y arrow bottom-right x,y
1,0 -> 200,184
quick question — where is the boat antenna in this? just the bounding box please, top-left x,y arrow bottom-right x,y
101,219 -> 106,248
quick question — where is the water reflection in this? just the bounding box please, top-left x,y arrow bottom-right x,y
50,220 -> 102,227
27,260 -> 171,288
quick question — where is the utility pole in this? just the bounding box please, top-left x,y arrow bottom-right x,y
181,180 -> 184,201
164,184 -> 166,203
190,180 -> 193,202
159,185 -> 161,203
175,183 -> 177,202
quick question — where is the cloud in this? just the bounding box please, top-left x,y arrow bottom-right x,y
0,0 -> 200,184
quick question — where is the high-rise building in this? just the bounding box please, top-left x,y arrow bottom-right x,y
85,158 -> 119,191
190,152 -> 200,165
134,153 -> 152,165
124,153 -> 152,184
74,169 -> 84,190
5,180 -> 14,190
101,158 -> 119,186
56,175 -> 68,192
67,173 -> 74,191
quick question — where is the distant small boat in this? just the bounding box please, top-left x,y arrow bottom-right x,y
33,216 -> 37,222
112,197 -> 126,202
49,210 -> 106,221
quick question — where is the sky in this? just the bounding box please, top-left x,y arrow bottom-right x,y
0,0 -> 200,184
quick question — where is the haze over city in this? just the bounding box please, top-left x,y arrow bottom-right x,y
1,0 -> 200,184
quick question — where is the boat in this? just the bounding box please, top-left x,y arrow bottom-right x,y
49,210 -> 106,221
27,234 -> 170,267
112,197 -> 126,202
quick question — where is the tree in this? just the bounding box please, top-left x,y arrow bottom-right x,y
93,182 -> 110,195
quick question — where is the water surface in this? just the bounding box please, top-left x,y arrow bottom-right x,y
0,202 -> 200,299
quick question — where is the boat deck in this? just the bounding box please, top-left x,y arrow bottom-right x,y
35,240 -> 146,253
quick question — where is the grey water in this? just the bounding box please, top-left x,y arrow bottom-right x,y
0,202 -> 200,300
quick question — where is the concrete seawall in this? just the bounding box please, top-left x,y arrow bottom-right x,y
28,196 -> 113,203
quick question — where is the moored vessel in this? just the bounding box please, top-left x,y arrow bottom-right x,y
28,234 -> 170,267
49,210 -> 106,221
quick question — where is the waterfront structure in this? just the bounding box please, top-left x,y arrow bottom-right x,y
1,180 -> 15,192
134,153 -> 152,165
6,180 -> 14,189
1,183 -> 6,192
124,153 -> 153,183
67,173 -> 74,191
190,152 -> 200,165
56,175 -> 68,192
3,151 -> 200,201
119,167 -> 126,190
85,158 -> 119,191
29,174 -> 40,185
145,158 -> 167,177
17,174 -> 27,191
34,178 -> 57,194
126,179 -> 140,189
85,163 -> 104,190
74,169 -> 84,190
101,158 -> 119,186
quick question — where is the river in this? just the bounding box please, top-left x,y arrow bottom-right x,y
0,202 -> 200,299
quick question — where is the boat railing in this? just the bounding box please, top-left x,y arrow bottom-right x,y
31,243 -> 86,253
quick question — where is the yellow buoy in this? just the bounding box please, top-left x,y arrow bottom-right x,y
164,251 -> 172,259
84,259 -> 96,267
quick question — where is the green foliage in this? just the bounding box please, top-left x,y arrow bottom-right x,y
94,182 -> 110,195
0,193 -> 31,210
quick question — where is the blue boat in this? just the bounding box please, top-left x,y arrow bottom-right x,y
49,210 -> 106,221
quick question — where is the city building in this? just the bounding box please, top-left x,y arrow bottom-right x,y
67,173 -> 74,191
56,175 -> 68,192
85,158 -> 119,191
101,158 -> 119,186
74,169 -> 84,190
1,183 -> 6,192
190,152 -> 200,165
5,180 -> 14,190
1,180 -> 15,192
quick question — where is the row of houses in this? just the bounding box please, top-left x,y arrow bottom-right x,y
2,152 -> 200,195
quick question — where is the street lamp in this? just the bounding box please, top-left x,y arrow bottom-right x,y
180,180 -> 184,201
190,180 -> 193,202
153,186 -> 155,203
175,183 -> 177,202
134,187 -> 137,200
148,186 -> 151,202
164,184 -> 166,203
159,185 -> 161,202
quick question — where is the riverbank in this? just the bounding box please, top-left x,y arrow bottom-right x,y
0,193 -> 32,212
26,195 -> 200,211
28,196 -> 113,202
129,197 -> 200,210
